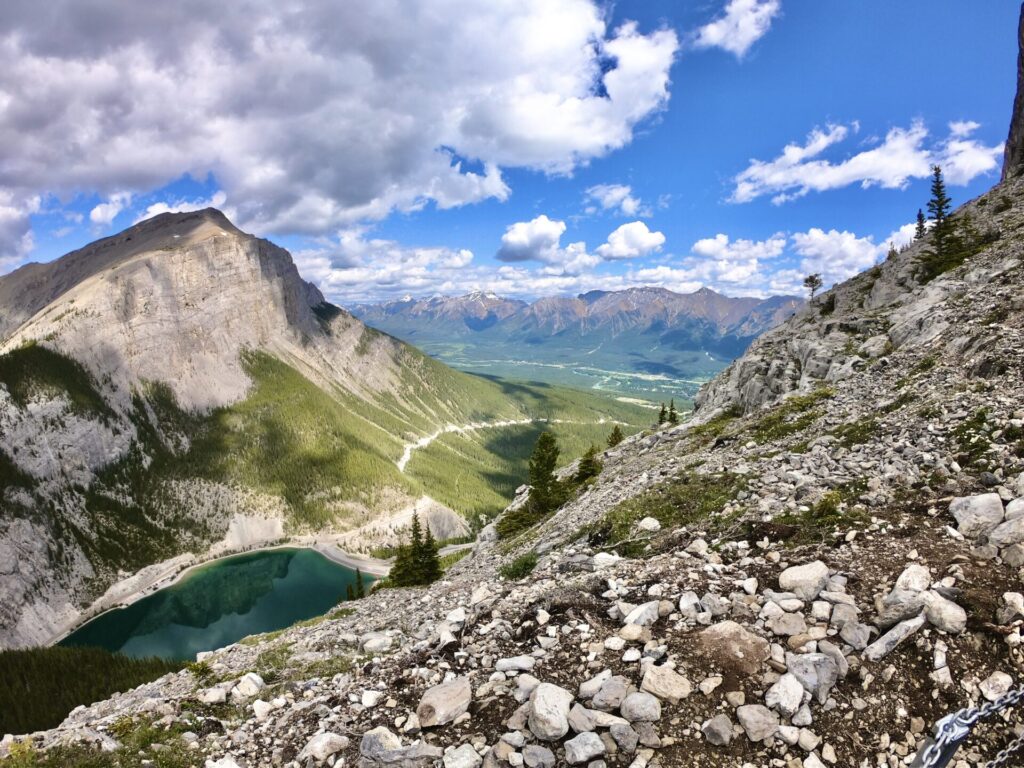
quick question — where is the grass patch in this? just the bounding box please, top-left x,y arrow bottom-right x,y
302,653 -> 358,680
952,408 -> 992,467
0,646 -> 182,736
439,548 -> 471,570
500,551 -> 539,580
774,487 -> 869,543
687,405 -> 743,443
830,417 -> 880,449
749,388 -> 834,444
586,471 -> 745,558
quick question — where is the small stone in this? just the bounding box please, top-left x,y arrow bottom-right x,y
765,673 -> 804,718
299,732 -> 350,762
529,683 -> 574,741
443,744 -> 482,768
950,494 -> 1005,538
779,561 -> 830,601
980,671 -> 1013,702
701,714 -> 733,746
564,732 -> 605,764
620,692 -> 661,723
522,745 -> 556,768
736,704 -> 779,742
640,664 -> 691,704
637,517 -> 661,532
418,676 -> 472,727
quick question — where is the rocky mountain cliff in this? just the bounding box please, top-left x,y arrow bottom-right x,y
9,106 -> 1024,768
0,211 -> 643,649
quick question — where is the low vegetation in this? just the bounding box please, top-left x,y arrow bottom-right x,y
0,646 -> 182,735
749,387 -> 834,443
499,552 -> 539,580
585,471 -> 746,557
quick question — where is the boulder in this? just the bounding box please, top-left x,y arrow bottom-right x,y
640,664 -> 691,704
298,732 -> 350,762
785,653 -> 839,704
950,494 -> 1005,538
894,564 -> 932,592
623,601 -> 662,626
619,692 -> 661,722
522,745 -> 556,768
736,704 -> 779,742
697,621 -> 770,675
528,683 -> 574,741
863,613 -> 926,662
765,673 -> 804,718
778,561 -> 830,600
922,591 -> 967,634
417,676 -> 472,727
443,744 -> 482,768
563,732 -> 605,764
591,676 -> 633,711
232,673 -> 264,699
701,714 -> 734,746
496,655 -> 536,672
990,516 -> 1024,547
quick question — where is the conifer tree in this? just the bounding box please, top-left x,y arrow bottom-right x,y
574,444 -> 603,484
606,424 -> 624,447
657,403 -> 667,424
915,209 -> 927,240
346,584 -> 355,601
887,242 -> 898,260
927,165 -> 953,253
355,568 -> 366,598
420,526 -> 442,583
527,431 -> 560,515
407,512 -> 425,584
668,399 -> 679,425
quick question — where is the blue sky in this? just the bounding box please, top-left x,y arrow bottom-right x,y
0,1 -> 1016,303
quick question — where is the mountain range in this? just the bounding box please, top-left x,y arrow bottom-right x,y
351,287 -> 802,401
0,210 -> 647,648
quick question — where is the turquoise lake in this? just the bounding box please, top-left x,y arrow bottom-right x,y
61,548 -> 372,661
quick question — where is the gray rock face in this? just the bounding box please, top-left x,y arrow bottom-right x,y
528,683 -> 574,741
1004,2 -> 1024,180
417,677 -> 471,727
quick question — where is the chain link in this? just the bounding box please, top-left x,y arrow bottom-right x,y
914,686 -> 1024,768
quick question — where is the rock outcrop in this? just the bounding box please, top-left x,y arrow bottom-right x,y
1004,2 -> 1024,180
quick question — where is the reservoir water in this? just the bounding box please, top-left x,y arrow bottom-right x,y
61,548 -> 372,661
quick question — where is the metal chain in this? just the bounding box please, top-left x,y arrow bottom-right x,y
986,732 -> 1024,768
913,686 -> 1024,768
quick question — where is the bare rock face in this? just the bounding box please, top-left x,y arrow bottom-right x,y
1004,3 -> 1024,180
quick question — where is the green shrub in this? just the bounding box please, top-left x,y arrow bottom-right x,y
750,388 -> 834,443
500,552 -> 539,580
586,471 -> 745,557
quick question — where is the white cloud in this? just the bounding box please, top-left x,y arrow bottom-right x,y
88,192 -> 133,226
134,191 -> 233,223
497,215 -> 567,263
790,228 -> 884,287
731,120 -> 1002,204
692,0 -> 781,58
0,1 -> 678,260
685,232 -> 786,287
584,183 -> 648,217
938,122 -> 1005,185
0,192 -> 40,274
596,221 -> 666,259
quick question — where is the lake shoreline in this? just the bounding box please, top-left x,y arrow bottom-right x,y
47,538 -> 392,649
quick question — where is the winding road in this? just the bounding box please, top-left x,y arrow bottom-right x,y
396,416 -> 617,472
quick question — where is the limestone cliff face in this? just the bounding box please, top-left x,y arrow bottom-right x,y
1003,3 -> 1024,180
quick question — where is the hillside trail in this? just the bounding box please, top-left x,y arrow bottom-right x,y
395,416 -> 618,472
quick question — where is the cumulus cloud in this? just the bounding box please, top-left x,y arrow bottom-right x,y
731,120 -> 1003,204
692,0 -> 781,58
596,221 -> 666,259
584,183 -> 648,217
497,215 -> 567,263
0,192 -> 40,273
684,232 -> 786,287
134,191 -> 233,223
0,1 -> 678,264
790,228 -> 884,287
89,192 -> 133,226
